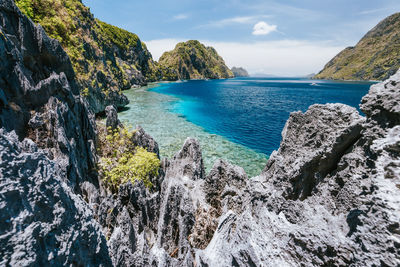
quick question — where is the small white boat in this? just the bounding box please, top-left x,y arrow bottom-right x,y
311,82 -> 318,86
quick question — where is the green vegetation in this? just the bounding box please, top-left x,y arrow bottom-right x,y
97,124 -> 160,192
315,13 -> 400,81
96,20 -> 139,51
158,40 -> 234,80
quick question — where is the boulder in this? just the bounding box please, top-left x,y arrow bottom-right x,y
105,105 -> 122,130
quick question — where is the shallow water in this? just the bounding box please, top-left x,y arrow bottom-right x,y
118,83 -> 268,177
119,78 -> 373,177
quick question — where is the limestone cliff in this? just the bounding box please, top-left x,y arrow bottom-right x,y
14,0 -> 175,113
315,13 -> 400,81
159,40 -> 234,80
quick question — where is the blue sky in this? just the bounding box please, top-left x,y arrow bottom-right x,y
83,0 -> 400,76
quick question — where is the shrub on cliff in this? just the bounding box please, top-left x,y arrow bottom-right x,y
97,124 -> 160,191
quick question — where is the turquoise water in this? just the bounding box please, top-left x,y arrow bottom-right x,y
118,83 -> 268,177
119,78 -> 373,177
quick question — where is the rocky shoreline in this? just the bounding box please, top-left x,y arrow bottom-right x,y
0,0 -> 399,266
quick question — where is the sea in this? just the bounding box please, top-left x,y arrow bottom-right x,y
118,77 -> 374,177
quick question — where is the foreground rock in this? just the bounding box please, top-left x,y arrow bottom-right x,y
0,130 -> 112,266
0,0 -> 99,197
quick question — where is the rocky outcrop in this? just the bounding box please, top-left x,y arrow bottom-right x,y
158,40 -> 234,80
131,125 -> 160,157
263,103 -> 365,200
0,130 -> 112,266
105,105 -> 122,130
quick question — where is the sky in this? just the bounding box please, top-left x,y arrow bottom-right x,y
82,0 -> 400,76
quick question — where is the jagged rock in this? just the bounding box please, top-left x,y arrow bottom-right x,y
0,0 -> 99,195
361,69 -> 400,127
263,103 -> 365,200
150,138 -> 206,264
105,105 -> 122,130
204,159 -> 248,215
165,137 -> 205,180
87,89 -> 129,116
131,125 -> 160,157
0,130 -> 112,266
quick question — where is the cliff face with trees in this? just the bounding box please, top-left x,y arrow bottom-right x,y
14,0 -> 176,113
159,40 -> 234,80
315,12 -> 400,81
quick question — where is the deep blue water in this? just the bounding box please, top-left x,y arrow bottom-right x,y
151,77 -> 374,156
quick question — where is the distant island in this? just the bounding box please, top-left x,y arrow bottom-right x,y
231,67 -> 249,77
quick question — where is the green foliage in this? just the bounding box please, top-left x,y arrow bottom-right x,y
81,87 -> 89,97
97,124 -> 160,192
15,0 -> 34,18
95,19 -> 139,51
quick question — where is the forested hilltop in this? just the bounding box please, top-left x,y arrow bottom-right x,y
315,12 -> 400,81
159,40 -> 234,80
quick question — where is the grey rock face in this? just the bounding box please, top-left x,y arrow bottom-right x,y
231,66 -> 249,77
361,70 -> 400,127
131,125 -> 160,157
0,130 -> 112,266
263,103 -> 365,200
86,88 -> 129,115
165,137 -> 205,181
0,0 -> 98,195
105,105 -> 122,130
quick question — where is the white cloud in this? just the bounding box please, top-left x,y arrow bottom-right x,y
198,15 -> 270,28
144,38 -> 344,77
252,21 -> 277,35
216,16 -> 257,25
173,14 -> 188,20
